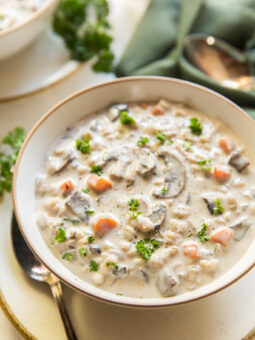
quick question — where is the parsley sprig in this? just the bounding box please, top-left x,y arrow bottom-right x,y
137,137 -> 149,147
213,199 -> 225,215
154,131 -> 166,144
128,198 -> 142,219
198,223 -> 209,242
76,137 -> 91,154
62,252 -> 73,261
190,117 -> 203,135
120,111 -> 136,125
55,228 -> 67,243
89,260 -> 99,272
198,159 -> 212,172
136,239 -> 159,260
53,0 -> 114,72
90,165 -> 103,176
106,261 -> 119,270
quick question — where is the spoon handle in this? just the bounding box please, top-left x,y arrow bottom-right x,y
50,280 -> 78,340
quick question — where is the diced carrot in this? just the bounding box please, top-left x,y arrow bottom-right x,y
152,104 -> 165,116
210,227 -> 233,247
213,166 -> 231,182
60,180 -> 74,193
219,137 -> 235,154
182,242 -> 199,259
87,174 -> 112,193
139,103 -> 148,109
93,217 -> 118,236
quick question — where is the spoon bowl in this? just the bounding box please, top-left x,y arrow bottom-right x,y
183,34 -> 255,91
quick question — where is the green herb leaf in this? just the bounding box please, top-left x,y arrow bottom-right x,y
0,127 -> 25,196
189,117 -> 203,135
90,165 -> 103,176
53,0 -> 114,72
186,232 -> 193,237
128,198 -> 139,211
62,217 -> 80,225
85,205 -> 95,215
167,139 -> 174,145
79,247 -> 88,257
106,261 -> 119,270
154,131 -> 166,144
76,137 -> 91,154
120,111 -> 136,125
88,236 -> 95,244
89,260 -> 99,272
82,188 -> 91,194
198,223 -> 209,242
136,239 -> 159,260
55,228 -> 67,243
137,137 -> 149,147
183,140 -> 192,151
62,252 -> 73,261
161,187 -> 168,196
213,199 -> 225,215
198,159 -> 212,172
129,211 -> 142,219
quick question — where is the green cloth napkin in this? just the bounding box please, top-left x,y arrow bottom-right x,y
115,0 -> 255,115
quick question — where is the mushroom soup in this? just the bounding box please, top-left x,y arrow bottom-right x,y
0,0 -> 47,32
35,100 -> 255,298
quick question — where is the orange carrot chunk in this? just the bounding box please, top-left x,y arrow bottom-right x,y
93,217 -> 118,236
152,104 -> 165,116
182,242 -> 199,259
60,180 -> 74,193
213,166 -> 231,182
219,137 -> 235,154
87,174 -> 112,193
210,227 -> 233,247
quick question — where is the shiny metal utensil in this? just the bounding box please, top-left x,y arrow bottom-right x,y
11,213 -> 78,340
183,34 -> 255,91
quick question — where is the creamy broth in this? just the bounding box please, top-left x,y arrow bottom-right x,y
0,0 -> 47,31
35,100 -> 255,298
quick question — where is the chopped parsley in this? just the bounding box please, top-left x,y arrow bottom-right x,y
116,293 -> 123,296
55,228 -> 66,243
213,199 -> 225,215
154,131 -> 166,144
137,137 -> 149,147
106,261 -> 119,270
76,137 -> 91,154
198,159 -> 212,172
186,232 -> 193,237
0,127 -> 25,196
128,198 -> 142,219
120,111 -> 136,125
85,205 -> 95,215
183,140 -> 192,151
88,236 -> 95,244
136,239 -> 159,260
82,188 -> 91,194
198,223 -> 209,242
62,217 -> 80,225
167,139 -> 174,145
90,165 -> 103,176
89,260 -> 99,272
53,0 -> 114,72
79,248 -> 88,257
190,117 -> 203,135
161,187 -> 168,196
62,252 -> 73,261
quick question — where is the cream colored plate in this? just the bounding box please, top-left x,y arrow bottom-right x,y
0,0 -> 255,339
0,27 -> 81,102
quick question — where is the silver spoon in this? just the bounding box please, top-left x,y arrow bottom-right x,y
11,213 -> 78,340
183,34 -> 255,91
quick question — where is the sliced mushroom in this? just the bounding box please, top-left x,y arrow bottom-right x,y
228,151 -> 250,172
156,268 -> 179,296
112,265 -> 128,279
66,191 -> 91,222
109,103 -> 128,122
89,244 -> 102,255
153,152 -> 186,198
109,161 -> 128,180
230,219 -> 251,241
137,268 -> 149,283
137,148 -> 156,177
202,192 -> 224,215
147,202 -> 166,232
47,147 -> 74,174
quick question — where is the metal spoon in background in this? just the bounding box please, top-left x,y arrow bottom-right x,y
11,213 -> 78,340
183,34 -> 255,91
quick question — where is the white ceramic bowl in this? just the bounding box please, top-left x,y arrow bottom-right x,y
0,0 -> 58,61
13,77 -> 255,308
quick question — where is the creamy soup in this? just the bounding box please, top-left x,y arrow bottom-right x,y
0,0 -> 47,31
35,100 -> 255,298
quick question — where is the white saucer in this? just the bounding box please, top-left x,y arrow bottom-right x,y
0,27 -> 81,101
